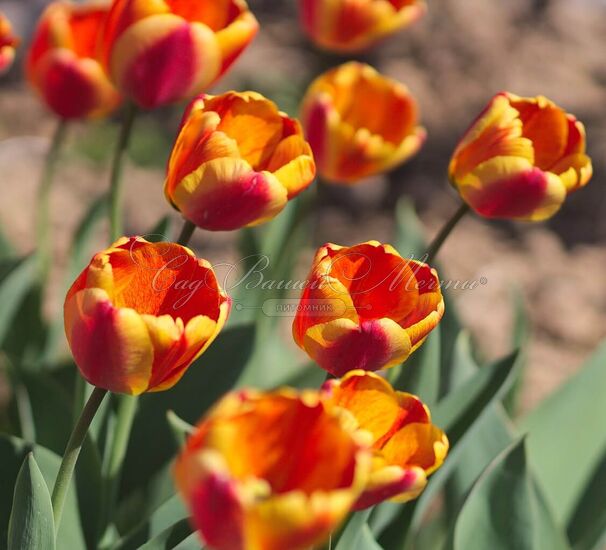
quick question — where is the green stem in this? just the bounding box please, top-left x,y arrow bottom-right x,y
177,219 -> 197,246
37,120 -> 68,284
425,203 -> 469,263
109,103 -> 138,242
99,394 -> 138,535
52,387 -> 107,534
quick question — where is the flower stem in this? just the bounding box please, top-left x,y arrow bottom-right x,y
109,103 -> 138,242
425,203 -> 469,263
36,120 -> 68,284
177,219 -> 197,246
99,394 -> 138,535
51,387 -> 107,534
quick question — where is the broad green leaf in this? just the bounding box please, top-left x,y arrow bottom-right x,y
0,221 -> 15,259
121,325 -> 255,498
434,351 -> 519,440
7,454 -> 55,550
0,255 -> 41,351
391,326 -> 441,409
453,439 -> 535,550
113,495 -> 189,550
521,341 -> 606,525
453,438 -> 570,550
138,519 -> 193,550
0,436 -> 85,548
335,510 -> 373,550
567,450 -> 606,550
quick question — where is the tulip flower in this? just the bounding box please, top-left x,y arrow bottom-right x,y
299,0 -> 426,53
322,371 -> 448,509
301,62 -> 426,185
101,0 -> 258,109
293,241 -> 444,377
0,11 -> 19,75
165,92 -> 316,231
64,237 -> 230,395
26,1 -> 121,119
174,389 -> 370,550
449,92 -> 593,221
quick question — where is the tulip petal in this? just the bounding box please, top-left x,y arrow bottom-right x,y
267,135 -> 316,198
172,158 -> 288,231
458,156 -> 567,221
355,465 -> 426,509
64,288 -> 153,395
303,317 -> 412,376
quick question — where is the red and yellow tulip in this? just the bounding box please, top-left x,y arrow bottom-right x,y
64,237 -> 230,395
101,0 -> 258,109
299,0 -> 426,53
293,241 -> 444,377
165,92 -> 316,231
301,62 -> 425,184
0,11 -> 19,75
174,389 -> 370,550
322,371 -> 448,508
26,1 -> 120,119
449,92 -> 593,221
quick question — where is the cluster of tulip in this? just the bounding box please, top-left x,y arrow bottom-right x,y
1,0 -> 595,549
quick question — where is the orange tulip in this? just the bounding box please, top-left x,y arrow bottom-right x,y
26,1 -> 120,119
64,237 -> 230,395
449,92 -> 593,221
293,241 -> 444,377
322,371 -> 448,508
101,0 -> 258,109
0,11 -> 19,75
301,62 -> 425,184
174,389 -> 370,550
165,92 -> 316,231
299,0 -> 426,53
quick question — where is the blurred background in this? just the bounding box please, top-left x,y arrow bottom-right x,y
0,0 -> 605,413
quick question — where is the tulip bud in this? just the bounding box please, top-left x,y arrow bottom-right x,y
174,389 -> 371,550
0,11 -> 19,75
301,62 -> 426,185
322,371 -> 448,509
449,92 -> 593,221
165,92 -> 316,231
299,0 -> 426,53
64,237 -> 230,395
26,1 -> 121,119
101,0 -> 258,109
293,241 -> 444,377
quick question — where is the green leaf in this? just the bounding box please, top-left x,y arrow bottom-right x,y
520,341 -> 606,525
7,453 -> 55,550
335,510 -> 373,550
0,436 -> 85,548
453,438 -> 570,550
145,216 -> 173,243
391,326 -> 441,409
0,221 -> 15,260
394,197 -> 426,259
434,351 -> 519,440
121,325 -> 255,502
166,411 -> 194,447
138,519 -> 194,550
0,256 -> 40,350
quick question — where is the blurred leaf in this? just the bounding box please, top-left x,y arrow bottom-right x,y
394,197 -> 426,259
0,255 -> 40,351
520,341 -> 606,525
145,216 -> 173,243
121,324 -> 255,500
281,362 -> 326,389
7,453 -> 55,550
128,117 -> 172,169
113,495 -> 189,550
0,436 -> 86,548
434,351 -> 519,441
0,221 -> 15,260
138,519 -> 194,550
166,411 -> 194,447
503,289 -> 530,416
391,326 -> 441,409
171,534 -> 200,549
453,438 -> 569,550
335,510 -> 373,550
567,450 -> 606,550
